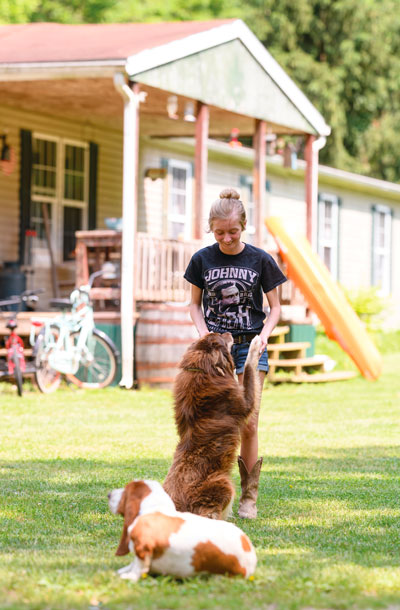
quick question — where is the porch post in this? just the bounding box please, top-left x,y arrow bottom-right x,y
114,74 -> 140,389
305,135 -> 326,252
194,102 -> 209,240
305,135 -> 316,246
253,119 -> 266,247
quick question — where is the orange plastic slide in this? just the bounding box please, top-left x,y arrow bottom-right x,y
265,216 -> 382,380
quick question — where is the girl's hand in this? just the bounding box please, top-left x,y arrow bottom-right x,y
199,330 -> 211,338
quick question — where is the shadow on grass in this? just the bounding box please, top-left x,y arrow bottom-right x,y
254,445 -> 400,568
1,457 -> 170,552
2,447 -> 400,569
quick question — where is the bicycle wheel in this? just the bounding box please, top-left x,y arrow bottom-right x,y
11,350 -> 23,397
66,328 -> 117,389
34,327 -> 62,394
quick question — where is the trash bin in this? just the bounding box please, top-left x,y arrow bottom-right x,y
288,323 -> 316,357
0,261 -> 26,310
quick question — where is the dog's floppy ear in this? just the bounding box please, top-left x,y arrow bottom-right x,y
115,483 -> 142,556
116,521 -> 130,556
209,337 -> 234,377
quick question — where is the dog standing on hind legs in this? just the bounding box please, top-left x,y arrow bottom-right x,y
163,332 -> 261,520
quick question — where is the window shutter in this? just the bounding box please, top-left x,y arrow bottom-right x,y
19,129 -> 32,264
88,142 -> 98,230
239,174 -> 252,188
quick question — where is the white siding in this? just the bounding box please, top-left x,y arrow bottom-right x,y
1,109 -> 399,327
0,104 -> 124,304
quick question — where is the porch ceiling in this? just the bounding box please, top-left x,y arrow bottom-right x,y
0,78 -> 300,137
0,20 -> 330,138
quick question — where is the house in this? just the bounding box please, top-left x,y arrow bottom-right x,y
0,20 -> 397,387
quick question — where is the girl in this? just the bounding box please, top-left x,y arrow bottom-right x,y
184,188 -> 286,518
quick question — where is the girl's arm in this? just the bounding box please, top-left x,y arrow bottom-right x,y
259,287 -> 281,353
189,284 -> 209,337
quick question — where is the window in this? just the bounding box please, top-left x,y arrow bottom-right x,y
317,193 -> 339,280
31,134 -> 89,262
167,160 -> 192,240
372,205 -> 392,294
239,176 -> 255,244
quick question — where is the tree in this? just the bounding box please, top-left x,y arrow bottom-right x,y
2,0 -> 400,181
237,0 -> 400,179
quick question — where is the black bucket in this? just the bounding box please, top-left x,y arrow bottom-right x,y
0,262 -> 26,310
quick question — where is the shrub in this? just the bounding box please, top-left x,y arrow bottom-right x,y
343,285 -> 389,330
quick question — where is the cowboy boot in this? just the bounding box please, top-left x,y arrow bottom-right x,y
237,456 -> 263,519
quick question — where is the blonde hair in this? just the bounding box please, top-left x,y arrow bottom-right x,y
207,188 -> 246,231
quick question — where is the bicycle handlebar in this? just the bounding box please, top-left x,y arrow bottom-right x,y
77,264 -> 118,293
0,289 -> 45,311
0,297 -> 21,308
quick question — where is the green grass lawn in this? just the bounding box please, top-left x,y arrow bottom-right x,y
1,334 -> 400,610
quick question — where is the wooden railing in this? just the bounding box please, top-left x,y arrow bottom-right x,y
136,233 -> 200,302
74,230 -> 301,312
75,230 -> 200,306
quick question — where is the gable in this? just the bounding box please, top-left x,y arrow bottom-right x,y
132,38 -> 316,135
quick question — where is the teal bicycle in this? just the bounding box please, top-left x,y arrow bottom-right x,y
30,268 -> 119,393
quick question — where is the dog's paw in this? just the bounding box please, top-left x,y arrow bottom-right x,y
246,335 -> 262,367
120,570 -> 141,582
118,565 -> 133,575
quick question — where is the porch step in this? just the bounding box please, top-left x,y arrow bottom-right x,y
0,348 -> 33,357
269,370 -> 357,384
0,311 -> 56,337
267,341 -> 310,360
269,355 -> 326,376
269,325 -> 290,343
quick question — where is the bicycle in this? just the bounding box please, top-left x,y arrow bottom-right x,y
0,291 -> 41,396
30,268 -> 120,393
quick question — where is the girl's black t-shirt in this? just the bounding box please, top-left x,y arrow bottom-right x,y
184,242 -> 287,336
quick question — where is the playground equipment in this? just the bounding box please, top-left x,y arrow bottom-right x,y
265,216 -> 382,381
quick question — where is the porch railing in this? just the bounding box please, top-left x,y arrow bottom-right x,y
75,230 -> 200,306
136,233 -> 200,302
75,230 -> 302,311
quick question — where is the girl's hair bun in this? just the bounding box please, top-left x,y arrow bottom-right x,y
207,187 -> 246,231
219,188 -> 240,200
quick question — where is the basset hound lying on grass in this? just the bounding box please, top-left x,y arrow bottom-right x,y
108,479 -> 257,581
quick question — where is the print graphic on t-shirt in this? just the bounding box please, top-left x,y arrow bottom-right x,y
203,266 -> 259,331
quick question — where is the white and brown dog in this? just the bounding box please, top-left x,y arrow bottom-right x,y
108,479 -> 257,581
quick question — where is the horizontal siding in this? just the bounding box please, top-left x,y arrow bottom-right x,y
138,147 -> 166,235
391,206 -> 400,327
0,108 -> 22,263
0,104 -> 124,307
0,104 -> 124,235
0,104 -> 399,326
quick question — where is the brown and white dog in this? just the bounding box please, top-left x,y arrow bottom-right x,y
108,479 -> 257,581
163,332 -> 261,520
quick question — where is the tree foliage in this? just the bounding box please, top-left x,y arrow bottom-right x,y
1,0 -> 400,181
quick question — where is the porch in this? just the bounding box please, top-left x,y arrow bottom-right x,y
0,20 -> 330,387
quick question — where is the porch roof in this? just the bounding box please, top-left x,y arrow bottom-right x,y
0,20 -> 330,138
0,20 -> 235,63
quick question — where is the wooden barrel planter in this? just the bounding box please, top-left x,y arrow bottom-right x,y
135,303 -> 198,388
